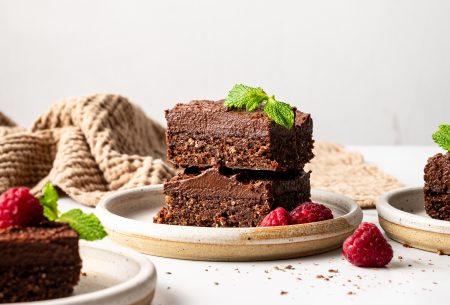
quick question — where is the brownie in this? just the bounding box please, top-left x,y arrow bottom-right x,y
0,222 -> 82,303
166,100 -> 314,171
424,152 -> 450,221
154,167 -> 311,227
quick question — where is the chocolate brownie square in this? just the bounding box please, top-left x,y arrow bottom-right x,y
0,222 -> 82,303
165,100 -> 314,171
154,167 -> 311,227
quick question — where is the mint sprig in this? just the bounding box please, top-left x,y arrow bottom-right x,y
224,84 -> 295,129
432,124 -> 450,151
40,183 -> 59,221
58,209 -> 107,241
38,183 -> 107,241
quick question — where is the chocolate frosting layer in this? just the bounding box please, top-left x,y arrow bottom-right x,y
0,222 -> 80,267
166,100 -> 311,139
164,167 -> 310,200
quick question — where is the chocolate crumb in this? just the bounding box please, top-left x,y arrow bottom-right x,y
214,282 -> 219,286
328,269 -> 338,273
280,291 -> 288,295
166,272 -> 172,275
81,272 -> 87,277
398,256 -> 403,259
316,274 -> 325,279
167,286 -> 171,290
285,265 -> 295,270
408,264 -> 412,267
274,266 -> 285,272
347,291 -> 355,295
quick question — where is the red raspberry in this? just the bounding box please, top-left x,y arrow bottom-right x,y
342,222 -> 393,267
0,187 -> 43,229
259,207 -> 292,227
290,202 -> 333,224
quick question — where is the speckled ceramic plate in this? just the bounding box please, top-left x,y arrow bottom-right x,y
10,242 -> 157,305
377,186 -> 450,254
95,185 -> 362,261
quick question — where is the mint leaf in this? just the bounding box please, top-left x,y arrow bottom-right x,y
58,209 -> 107,241
432,124 -> 450,151
38,182 -> 59,221
38,182 -> 107,241
263,96 -> 295,129
224,84 -> 296,129
224,84 -> 268,110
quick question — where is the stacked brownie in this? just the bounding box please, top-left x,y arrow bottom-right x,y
154,100 -> 314,227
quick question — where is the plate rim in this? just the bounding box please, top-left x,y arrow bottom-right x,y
95,184 -> 362,245
376,186 -> 450,234
20,241 -> 157,305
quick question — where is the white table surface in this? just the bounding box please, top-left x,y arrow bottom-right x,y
59,146 -> 450,305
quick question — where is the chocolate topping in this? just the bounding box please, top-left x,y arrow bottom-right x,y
165,167 -> 309,200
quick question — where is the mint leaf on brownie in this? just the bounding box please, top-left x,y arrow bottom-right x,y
432,124 -> 450,151
224,84 -> 295,129
38,182 -> 59,221
264,97 -> 295,129
58,209 -> 107,241
224,84 -> 268,110
38,183 -> 107,240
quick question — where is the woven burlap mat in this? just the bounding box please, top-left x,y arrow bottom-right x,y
0,96 -> 402,208
0,94 -> 174,206
305,141 -> 404,208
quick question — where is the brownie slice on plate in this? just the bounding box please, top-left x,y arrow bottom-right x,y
0,222 -> 82,303
154,167 -> 311,227
424,152 -> 450,221
165,100 -> 314,171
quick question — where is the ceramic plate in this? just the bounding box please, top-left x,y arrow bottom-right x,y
96,185 -> 362,261
377,186 -> 450,254
10,242 -> 157,305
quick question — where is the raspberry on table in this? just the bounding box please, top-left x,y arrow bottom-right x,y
0,187 -> 43,229
259,207 -> 292,227
342,222 -> 393,267
290,202 -> 333,224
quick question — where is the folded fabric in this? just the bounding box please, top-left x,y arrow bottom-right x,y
0,94 -> 175,206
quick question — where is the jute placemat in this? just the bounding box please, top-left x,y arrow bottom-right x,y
0,96 -> 402,208
306,141 -> 404,208
0,94 -> 174,206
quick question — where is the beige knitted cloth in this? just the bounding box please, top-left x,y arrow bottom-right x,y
0,94 -> 175,206
306,141 -> 404,208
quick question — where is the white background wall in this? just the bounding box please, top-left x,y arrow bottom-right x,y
0,0 -> 449,145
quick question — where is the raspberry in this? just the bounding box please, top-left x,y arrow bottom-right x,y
259,207 -> 292,227
0,187 -> 43,229
290,202 -> 333,224
342,222 -> 393,267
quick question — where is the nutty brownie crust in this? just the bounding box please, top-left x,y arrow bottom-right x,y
166,100 -> 314,171
424,152 -> 450,221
